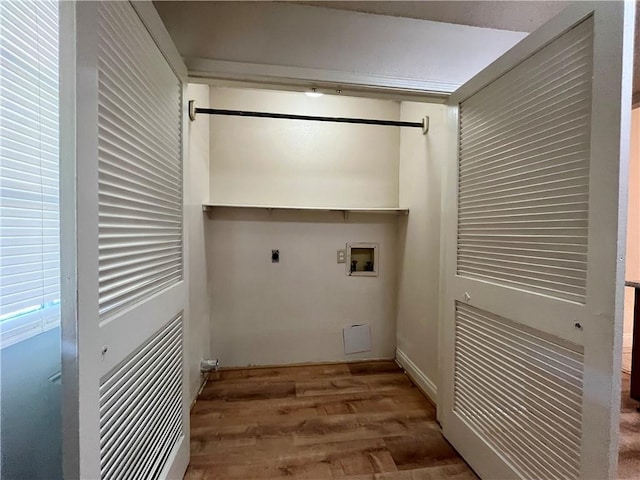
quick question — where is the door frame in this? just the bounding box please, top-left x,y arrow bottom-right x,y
59,2 -> 190,478
58,1 -> 635,478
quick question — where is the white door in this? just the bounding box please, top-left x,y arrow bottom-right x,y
60,2 -> 190,479
440,3 -> 634,480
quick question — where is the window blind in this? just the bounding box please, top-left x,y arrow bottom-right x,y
0,1 -> 60,349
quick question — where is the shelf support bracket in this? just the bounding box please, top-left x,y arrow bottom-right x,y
422,116 -> 429,135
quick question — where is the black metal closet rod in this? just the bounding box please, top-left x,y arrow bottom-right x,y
194,107 -> 421,128
188,102 -> 429,134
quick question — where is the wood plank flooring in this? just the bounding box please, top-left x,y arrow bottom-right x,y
185,361 -> 477,480
618,372 -> 640,479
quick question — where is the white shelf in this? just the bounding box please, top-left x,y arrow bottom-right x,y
202,203 -> 409,216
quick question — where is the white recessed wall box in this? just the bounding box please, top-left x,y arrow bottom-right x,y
346,242 -> 379,277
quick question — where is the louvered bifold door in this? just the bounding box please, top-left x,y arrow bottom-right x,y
96,2 -> 185,479
64,2 -> 189,479
440,4 -> 633,480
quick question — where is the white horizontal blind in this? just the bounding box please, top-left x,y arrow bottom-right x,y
0,1 -> 60,349
454,302 -> 584,480
97,1 -> 182,319
457,18 -> 593,303
99,314 -> 183,480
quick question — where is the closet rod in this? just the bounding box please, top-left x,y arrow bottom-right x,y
188,101 -> 429,134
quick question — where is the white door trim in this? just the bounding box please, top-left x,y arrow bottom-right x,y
185,56 -> 460,96
131,1 -> 188,82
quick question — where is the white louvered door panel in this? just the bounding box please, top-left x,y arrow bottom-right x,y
97,1 -> 182,319
457,18 -> 592,304
440,4 -> 633,480
99,315 -> 183,480
61,2 -> 189,479
454,303 -> 584,479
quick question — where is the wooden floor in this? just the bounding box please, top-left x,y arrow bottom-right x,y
618,372 -> 640,479
185,360 -> 477,480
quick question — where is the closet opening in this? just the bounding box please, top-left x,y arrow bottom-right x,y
190,81 -> 444,372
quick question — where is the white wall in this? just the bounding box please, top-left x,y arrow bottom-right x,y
185,84 -> 211,401
207,209 -> 398,366
206,87 -> 402,366
395,102 -> 448,402
155,2 -> 527,93
1,329 -> 62,479
209,87 -> 400,207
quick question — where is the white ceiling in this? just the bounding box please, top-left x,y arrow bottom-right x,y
293,1 -> 568,33
156,1 -> 639,102
293,1 -> 637,101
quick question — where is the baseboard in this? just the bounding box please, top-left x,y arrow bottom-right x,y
190,373 -> 209,411
216,357 -> 396,371
395,348 -> 438,406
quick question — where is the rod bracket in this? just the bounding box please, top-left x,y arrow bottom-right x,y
189,100 -> 197,121
422,116 -> 429,135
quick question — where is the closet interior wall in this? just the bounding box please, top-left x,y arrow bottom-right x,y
186,84 -> 211,402
190,85 -> 446,399
395,101 -> 448,401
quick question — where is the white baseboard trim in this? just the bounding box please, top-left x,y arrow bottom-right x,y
190,373 -> 209,410
395,348 -> 437,406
